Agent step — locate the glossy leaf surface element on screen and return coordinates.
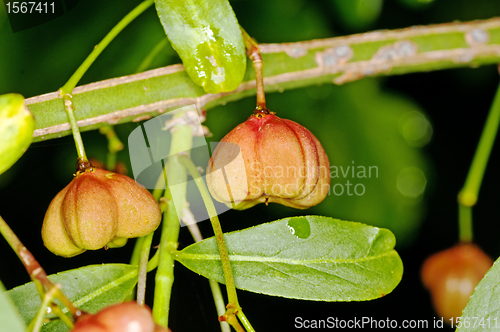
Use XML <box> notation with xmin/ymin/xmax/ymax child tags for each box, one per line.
<box><xmin>0</xmin><ymin>93</ymin><xmax>35</xmax><ymax>175</ymax></box>
<box><xmin>458</xmin><ymin>257</ymin><xmax>500</xmax><ymax>332</ymax></box>
<box><xmin>154</xmin><ymin>0</ymin><xmax>246</xmax><ymax>94</ymax></box>
<box><xmin>0</xmin><ymin>281</ymin><xmax>25</xmax><ymax>332</ymax></box>
<box><xmin>175</xmin><ymin>216</ymin><xmax>403</xmax><ymax>301</ymax></box>
<box><xmin>8</xmin><ymin>264</ymin><xmax>138</xmax><ymax>332</ymax></box>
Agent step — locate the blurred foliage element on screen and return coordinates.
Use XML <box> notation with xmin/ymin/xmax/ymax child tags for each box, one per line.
<box><xmin>329</xmin><ymin>0</ymin><xmax>383</xmax><ymax>31</ymax></box>
<box><xmin>1</xmin><ymin>0</ymin><xmax>500</xmax><ymax>331</ymax></box>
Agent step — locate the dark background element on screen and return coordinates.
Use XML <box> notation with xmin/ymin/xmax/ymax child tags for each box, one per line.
<box><xmin>1</xmin><ymin>0</ymin><xmax>500</xmax><ymax>331</ymax></box>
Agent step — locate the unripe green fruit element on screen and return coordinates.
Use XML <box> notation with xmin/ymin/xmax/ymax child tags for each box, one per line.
<box><xmin>0</xmin><ymin>93</ymin><xmax>35</xmax><ymax>175</ymax></box>
<box><xmin>421</xmin><ymin>243</ymin><xmax>493</xmax><ymax>322</ymax></box>
<box><xmin>207</xmin><ymin>111</ymin><xmax>330</xmax><ymax>209</ymax></box>
<box><xmin>71</xmin><ymin>302</ymin><xmax>170</xmax><ymax>332</ymax></box>
<box><xmin>42</xmin><ymin>168</ymin><xmax>161</xmax><ymax>257</ymax></box>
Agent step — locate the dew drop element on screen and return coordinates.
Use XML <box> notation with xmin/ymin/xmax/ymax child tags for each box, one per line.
<box><xmin>287</xmin><ymin>218</ymin><xmax>311</xmax><ymax>239</ymax></box>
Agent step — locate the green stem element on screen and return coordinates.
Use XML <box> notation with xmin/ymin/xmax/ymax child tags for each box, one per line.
<box><xmin>130</xmin><ymin>173</ymin><xmax>167</xmax><ymax>277</ymax></box>
<box><xmin>137</xmin><ymin>232</ymin><xmax>154</xmax><ymax>305</ymax></box>
<box><xmin>27</xmin><ymin>18</ymin><xmax>500</xmax><ymax>142</ymax></box>
<box><xmin>30</xmin><ymin>286</ymin><xmax>62</xmax><ymax>332</ymax></box>
<box><xmin>130</xmin><ymin>236</ymin><xmax>145</xmax><ymax>267</ymax></box>
<box><xmin>208</xmin><ymin>279</ymin><xmax>231</xmax><ymax>332</ymax></box>
<box><xmin>457</xmin><ymin>81</ymin><xmax>500</xmax><ymax>242</ymax></box>
<box><xmin>177</xmin><ymin>156</ymin><xmax>237</xmax><ymax>305</ymax></box>
<box><xmin>152</xmin><ymin>110</ymin><xmax>193</xmax><ymax>327</ymax></box>
<box><xmin>241</xmin><ymin>28</ymin><xmax>266</xmax><ymax>110</ymax></box>
<box><xmin>458</xmin><ymin>204</ymin><xmax>473</xmax><ymax>243</ymax></box>
<box><xmin>0</xmin><ymin>215</ymin><xmax>81</xmax><ymax>320</ymax></box>
<box><xmin>178</xmin><ymin>155</ymin><xmax>255</xmax><ymax>332</ymax></box>
<box><xmin>147</xmin><ymin>249</ymin><xmax>160</xmax><ymax>272</ymax></box>
<box><xmin>126</xmin><ymin>236</ymin><xmax>145</xmax><ymax>301</ymax></box>
<box><xmin>152</xmin><ymin>189</ymin><xmax>178</xmax><ymax>327</ymax></box>
<box><xmin>183</xmin><ymin>207</ymin><xmax>230</xmax><ymax>332</ymax></box>
<box><xmin>61</xmin><ymin>93</ymin><xmax>87</xmax><ymax>162</ymax></box>
<box><xmin>58</xmin><ymin>1</ymin><xmax>152</xmax><ymax>162</ymax></box>
<box><xmin>60</xmin><ymin>0</ymin><xmax>154</xmax><ymax>94</ymax></box>
<box><xmin>236</xmin><ymin>311</ymin><xmax>255</xmax><ymax>332</ymax></box>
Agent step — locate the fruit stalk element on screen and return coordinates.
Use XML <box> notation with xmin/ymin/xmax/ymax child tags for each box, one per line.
<box><xmin>0</xmin><ymin>215</ymin><xmax>81</xmax><ymax>320</ymax></box>
<box><xmin>58</xmin><ymin>0</ymin><xmax>154</xmax><ymax>163</ymax></box>
<box><xmin>457</xmin><ymin>81</ymin><xmax>500</xmax><ymax>242</ymax></box>
<box><xmin>137</xmin><ymin>232</ymin><xmax>154</xmax><ymax>305</ymax></box>
<box><xmin>242</xmin><ymin>28</ymin><xmax>266</xmax><ymax>110</ymax></box>
<box><xmin>61</xmin><ymin>93</ymin><xmax>88</xmax><ymax>162</ymax></box>
<box><xmin>178</xmin><ymin>155</ymin><xmax>255</xmax><ymax>332</ymax></box>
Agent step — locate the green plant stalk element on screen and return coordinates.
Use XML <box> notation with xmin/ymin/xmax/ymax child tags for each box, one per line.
<box><xmin>457</xmin><ymin>81</ymin><xmax>500</xmax><ymax>241</ymax></box>
<box><xmin>242</xmin><ymin>28</ymin><xmax>266</xmax><ymax>110</ymax></box>
<box><xmin>26</xmin><ymin>18</ymin><xmax>500</xmax><ymax>141</ymax></box>
<box><xmin>30</xmin><ymin>286</ymin><xmax>62</xmax><ymax>332</ymax></box>
<box><xmin>183</xmin><ymin>207</ymin><xmax>231</xmax><ymax>332</ymax></box>
<box><xmin>61</xmin><ymin>94</ymin><xmax>88</xmax><ymax>162</ymax></box>
<box><xmin>152</xmin><ymin>110</ymin><xmax>193</xmax><ymax>327</ymax></box>
<box><xmin>130</xmin><ymin>236</ymin><xmax>145</xmax><ymax>267</ymax></box>
<box><xmin>178</xmin><ymin>155</ymin><xmax>255</xmax><ymax>332</ymax></box>
<box><xmin>131</xmin><ymin>174</ymin><xmax>167</xmax><ymax>272</ymax></box>
<box><xmin>458</xmin><ymin>204</ymin><xmax>473</xmax><ymax>243</ymax></box>
<box><xmin>57</xmin><ymin>1</ymin><xmax>152</xmax><ymax>161</ymax></box>
<box><xmin>208</xmin><ymin>281</ymin><xmax>231</xmax><ymax>332</ymax></box>
<box><xmin>0</xmin><ymin>215</ymin><xmax>81</xmax><ymax>320</ymax></box>
<box><xmin>126</xmin><ymin>237</ymin><xmax>145</xmax><ymax>301</ymax></box>
<box><xmin>60</xmin><ymin>0</ymin><xmax>154</xmax><ymax>94</ymax></box>
<box><xmin>137</xmin><ymin>232</ymin><xmax>154</xmax><ymax>305</ymax></box>
<box><xmin>147</xmin><ymin>250</ymin><xmax>160</xmax><ymax>272</ymax></box>
<box><xmin>152</xmin><ymin>178</ymin><xmax>178</xmax><ymax>327</ymax></box>
<box><xmin>134</xmin><ymin>175</ymin><xmax>168</xmax><ymax>277</ymax></box>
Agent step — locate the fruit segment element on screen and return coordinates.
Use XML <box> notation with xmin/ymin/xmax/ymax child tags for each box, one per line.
<box><xmin>207</xmin><ymin>111</ymin><xmax>330</xmax><ymax>209</ymax></box>
<box><xmin>42</xmin><ymin>168</ymin><xmax>161</xmax><ymax>257</ymax></box>
<box><xmin>421</xmin><ymin>243</ymin><xmax>493</xmax><ymax>322</ymax></box>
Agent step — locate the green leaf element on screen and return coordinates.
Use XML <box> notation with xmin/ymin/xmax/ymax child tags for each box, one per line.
<box><xmin>154</xmin><ymin>0</ymin><xmax>246</xmax><ymax>94</ymax></box>
<box><xmin>175</xmin><ymin>216</ymin><xmax>403</xmax><ymax>301</ymax></box>
<box><xmin>458</xmin><ymin>257</ymin><xmax>500</xmax><ymax>332</ymax></box>
<box><xmin>0</xmin><ymin>281</ymin><xmax>25</xmax><ymax>332</ymax></box>
<box><xmin>8</xmin><ymin>264</ymin><xmax>138</xmax><ymax>332</ymax></box>
<box><xmin>0</xmin><ymin>93</ymin><xmax>35</xmax><ymax>175</ymax></box>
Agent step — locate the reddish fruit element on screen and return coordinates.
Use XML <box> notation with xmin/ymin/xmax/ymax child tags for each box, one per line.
<box><xmin>421</xmin><ymin>243</ymin><xmax>493</xmax><ymax>322</ymax></box>
<box><xmin>207</xmin><ymin>110</ymin><xmax>330</xmax><ymax>209</ymax></box>
<box><xmin>42</xmin><ymin>167</ymin><xmax>161</xmax><ymax>257</ymax></box>
<box><xmin>71</xmin><ymin>302</ymin><xmax>170</xmax><ymax>332</ymax></box>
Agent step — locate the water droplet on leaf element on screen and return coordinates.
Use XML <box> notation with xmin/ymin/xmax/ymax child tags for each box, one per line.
<box><xmin>287</xmin><ymin>218</ymin><xmax>311</xmax><ymax>239</ymax></box>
